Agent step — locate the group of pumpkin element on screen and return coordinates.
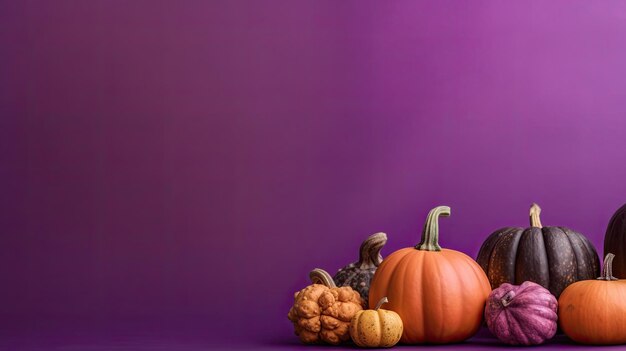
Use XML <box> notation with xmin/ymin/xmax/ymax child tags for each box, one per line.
<box><xmin>288</xmin><ymin>203</ymin><xmax>626</xmax><ymax>347</ymax></box>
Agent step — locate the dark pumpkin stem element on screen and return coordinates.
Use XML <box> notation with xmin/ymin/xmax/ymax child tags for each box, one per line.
<box><xmin>374</xmin><ymin>297</ymin><xmax>388</xmax><ymax>310</ymax></box>
<box><xmin>310</xmin><ymin>268</ymin><xmax>337</xmax><ymax>287</ymax></box>
<box><xmin>416</xmin><ymin>206</ymin><xmax>450</xmax><ymax>251</ymax></box>
<box><xmin>358</xmin><ymin>232</ymin><xmax>387</xmax><ymax>269</ymax></box>
<box><xmin>598</xmin><ymin>253</ymin><xmax>618</xmax><ymax>281</ymax></box>
<box><xmin>530</xmin><ymin>203</ymin><xmax>543</xmax><ymax>228</ymax></box>
<box><xmin>501</xmin><ymin>290</ymin><xmax>516</xmax><ymax>307</ymax></box>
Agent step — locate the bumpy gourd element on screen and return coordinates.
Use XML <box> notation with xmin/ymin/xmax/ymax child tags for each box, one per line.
<box><xmin>334</xmin><ymin>232</ymin><xmax>387</xmax><ymax>301</ymax></box>
<box><xmin>288</xmin><ymin>269</ymin><xmax>364</xmax><ymax>345</ymax></box>
<box><xmin>350</xmin><ymin>297</ymin><xmax>403</xmax><ymax>348</ymax></box>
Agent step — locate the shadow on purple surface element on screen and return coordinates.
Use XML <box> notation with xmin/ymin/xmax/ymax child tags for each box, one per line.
<box><xmin>0</xmin><ymin>325</ymin><xmax>621</xmax><ymax>350</ymax></box>
<box><xmin>262</xmin><ymin>328</ymin><xmax>613</xmax><ymax>350</ymax></box>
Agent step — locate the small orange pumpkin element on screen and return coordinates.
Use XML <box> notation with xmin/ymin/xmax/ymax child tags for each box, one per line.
<box><xmin>559</xmin><ymin>253</ymin><xmax>626</xmax><ymax>345</ymax></box>
<box><xmin>368</xmin><ymin>206</ymin><xmax>491</xmax><ymax>344</ymax></box>
<box><xmin>350</xmin><ymin>297</ymin><xmax>403</xmax><ymax>348</ymax></box>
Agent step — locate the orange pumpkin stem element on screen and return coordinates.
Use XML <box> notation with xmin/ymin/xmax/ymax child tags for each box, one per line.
<box><xmin>416</xmin><ymin>206</ymin><xmax>450</xmax><ymax>251</ymax></box>
<box><xmin>530</xmin><ymin>203</ymin><xmax>543</xmax><ymax>228</ymax></box>
<box><xmin>310</xmin><ymin>268</ymin><xmax>337</xmax><ymax>287</ymax></box>
<box><xmin>374</xmin><ymin>296</ymin><xmax>389</xmax><ymax>310</ymax></box>
<box><xmin>358</xmin><ymin>232</ymin><xmax>387</xmax><ymax>269</ymax></box>
<box><xmin>598</xmin><ymin>253</ymin><xmax>618</xmax><ymax>281</ymax></box>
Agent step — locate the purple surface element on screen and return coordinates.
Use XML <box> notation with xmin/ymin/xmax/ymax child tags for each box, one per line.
<box><xmin>3</xmin><ymin>0</ymin><xmax>626</xmax><ymax>349</ymax></box>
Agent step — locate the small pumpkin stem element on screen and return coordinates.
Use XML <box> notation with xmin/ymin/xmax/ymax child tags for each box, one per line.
<box><xmin>374</xmin><ymin>296</ymin><xmax>388</xmax><ymax>310</ymax></box>
<box><xmin>530</xmin><ymin>203</ymin><xmax>543</xmax><ymax>228</ymax></box>
<box><xmin>358</xmin><ymin>232</ymin><xmax>387</xmax><ymax>269</ymax></box>
<box><xmin>416</xmin><ymin>206</ymin><xmax>450</xmax><ymax>251</ymax></box>
<box><xmin>501</xmin><ymin>290</ymin><xmax>516</xmax><ymax>307</ymax></box>
<box><xmin>598</xmin><ymin>253</ymin><xmax>618</xmax><ymax>281</ymax></box>
<box><xmin>309</xmin><ymin>268</ymin><xmax>337</xmax><ymax>287</ymax></box>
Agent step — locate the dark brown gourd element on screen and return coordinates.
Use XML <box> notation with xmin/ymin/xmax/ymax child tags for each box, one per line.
<box><xmin>333</xmin><ymin>232</ymin><xmax>387</xmax><ymax>301</ymax></box>
<box><xmin>476</xmin><ymin>203</ymin><xmax>600</xmax><ymax>298</ymax></box>
<box><xmin>604</xmin><ymin>204</ymin><xmax>626</xmax><ymax>278</ymax></box>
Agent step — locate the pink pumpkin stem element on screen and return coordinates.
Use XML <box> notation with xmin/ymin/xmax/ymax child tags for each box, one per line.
<box><xmin>501</xmin><ymin>290</ymin><xmax>516</xmax><ymax>307</ymax></box>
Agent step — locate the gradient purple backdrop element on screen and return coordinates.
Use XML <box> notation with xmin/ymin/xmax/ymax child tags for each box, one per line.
<box><xmin>3</xmin><ymin>0</ymin><xmax>626</xmax><ymax>349</ymax></box>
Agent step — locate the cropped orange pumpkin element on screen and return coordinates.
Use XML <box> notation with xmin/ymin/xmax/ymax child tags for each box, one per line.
<box><xmin>368</xmin><ymin>206</ymin><xmax>491</xmax><ymax>344</ymax></box>
<box><xmin>559</xmin><ymin>253</ymin><xmax>626</xmax><ymax>345</ymax></box>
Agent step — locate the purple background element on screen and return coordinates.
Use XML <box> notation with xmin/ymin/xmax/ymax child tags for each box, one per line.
<box><xmin>3</xmin><ymin>0</ymin><xmax>626</xmax><ymax>349</ymax></box>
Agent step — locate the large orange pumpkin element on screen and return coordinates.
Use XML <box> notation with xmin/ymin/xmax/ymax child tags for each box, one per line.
<box><xmin>368</xmin><ymin>206</ymin><xmax>491</xmax><ymax>344</ymax></box>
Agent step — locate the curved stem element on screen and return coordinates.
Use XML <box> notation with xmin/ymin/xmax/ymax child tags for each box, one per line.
<box><xmin>374</xmin><ymin>297</ymin><xmax>388</xmax><ymax>310</ymax></box>
<box><xmin>416</xmin><ymin>206</ymin><xmax>450</xmax><ymax>251</ymax></box>
<box><xmin>309</xmin><ymin>268</ymin><xmax>337</xmax><ymax>287</ymax></box>
<box><xmin>530</xmin><ymin>203</ymin><xmax>543</xmax><ymax>228</ymax></box>
<box><xmin>598</xmin><ymin>253</ymin><xmax>618</xmax><ymax>281</ymax></box>
<box><xmin>358</xmin><ymin>232</ymin><xmax>387</xmax><ymax>269</ymax></box>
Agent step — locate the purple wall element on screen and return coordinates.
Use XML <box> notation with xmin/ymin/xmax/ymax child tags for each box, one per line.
<box><xmin>3</xmin><ymin>0</ymin><xmax>626</xmax><ymax>345</ymax></box>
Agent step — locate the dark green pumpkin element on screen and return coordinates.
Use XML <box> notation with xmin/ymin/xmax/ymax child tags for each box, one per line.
<box><xmin>604</xmin><ymin>203</ymin><xmax>626</xmax><ymax>278</ymax></box>
<box><xmin>477</xmin><ymin>203</ymin><xmax>600</xmax><ymax>298</ymax></box>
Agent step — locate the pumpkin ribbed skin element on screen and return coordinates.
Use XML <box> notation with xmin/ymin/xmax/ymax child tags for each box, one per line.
<box><xmin>350</xmin><ymin>297</ymin><xmax>403</xmax><ymax>348</ymax></box>
<box><xmin>477</xmin><ymin>204</ymin><xmax>600</xmax><ymax>298</ymax></box>
<box><xmin>559</xmin><ymin>280</ymin><xmax>626</xmax><ymax>344</ymax></box>
<box><xmin>369</xmin><ymin>248</ymin><xmax>490</xmax><ymax>344</ymax></box>
<box><xmin>604</xmin><ymin>203</ymin><xmax>626</xmax><ymax>278</ymax></box>
<box><xmin>485</xmin><ymin>281</ymin><xmax>557</xmax><ymax>345</ymax></box>
<box><xmin>559</xmin><ymin>254</ymin><xmax>626</xmax><ymax>345</ymax></box>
